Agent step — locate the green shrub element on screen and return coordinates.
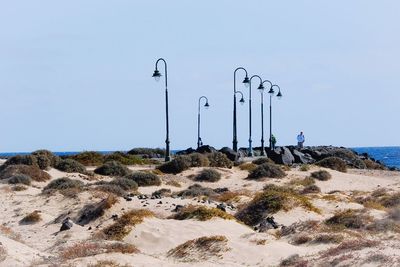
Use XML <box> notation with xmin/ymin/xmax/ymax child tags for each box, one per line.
<box><xmin>32</xmin><ymin>150</ymin><xmax>60</xmax><ymax>169</ymax></box>
<box><xmin>299</xmin><ymin>164</ymin><xmax>310</xmax><ymax>171</ymax></box>
<box><xmin>127</xmin><ymin>148</ymin><xmax>165</xmax><ymax>157</ymax></box>
<box><xmin>325</xmin><ymin>209</ymin><xmax>371</xmax><ymax>229</ymax></box>
<box><xmin>301</xmin><ymin>185</ymin><xmax>321</xmax><ymax>194</ymax></box>
<box><xmin>94</xmin><ymin>184</ymin><xmax>127</xmax><ymax>196</ymax></box>
<box><xmin>2</xmin><ymin>155</ymin><xmax>38</xmax><ymax>170</ymax></box>
<box><xmin>8</xmin><ymin>174</ymin><xmax>32</xmax><ymax>185</ymax></box>
<box><xmin>316</xmin><ymin>157</ymin><xmax>347</xmax><ymax>172</ymax></box>
<box><xmin>247</xmin><ymin>163</ymin><xmax>286</xmax><ymax>180</ymax></box>
<box><xmin>157</xmin><ymin>156</ymin><xmax>190</xmax><ymax>174</ymax></box>
<box><xmin>252</xmin><ymin>157</ymin><xmax>274</xmax><ymax>165</ymax></box>
<box><xmin>110</xmin><ymin>178</ymin><xmax>138</xmax><ymax>191</ymax></box>
<box><xmin>94</xmin><ymin>161</ymin><xmax>131</xmax><ymax>177</ymax></box>
<box><xmin>195</xmin><ymin>169</ymin><xmax>221</xmax><ymax>182</ymax></box>
<box><xmin>56</xmin><ymin>159</ymin><xmax>87</xmax><ymax>173</ymax></box>
<box><xmin>71</xmin><ymin>151</ymin><xmax>104</xmax><ymax>166</ymax></box>
<box><xmin>44</xmin><ymin>177</ymin><xmax>84</xmax><ymax>191</ymax></box>
<box><xmin>125</xmin><ymin>172</ymin><xmax>161</xmax><ymax>186</ymax></box>
<box><xmin>171</xmin><ymin>205</ymin><xmax>234</xmax><ymax>221</ymax></box>
<box><xmin>0</xmin><ymin>165</ymin><xmax>50</xmax><ymax>182</ymax></box>
<box><xmin>177</xmin><ymin>184</ymin><xmax>216</xmax><ymax>198</ymax></box>
<box><xmin>238</xmin><ymin>163</ymin><xmax>258</xmax><ymax>171</ymax></box>
<box><xmin>187</xmin><ymin>153</ymin><xmax>210</xmax><ymax>167</ymax></box>
<box><xmin>310</xmin><ymin>170</ymin><xmax>331</xmax><ymax>181</ymax></box>
<box><xmin>104</xmin><ymin>152</ymin><xmax>144</xmax><ymax>165</ymax></box>
<box><xmin>207</xmin><ymin>152</ymin><xmax>233</xmax><ymax>168</ymax></box>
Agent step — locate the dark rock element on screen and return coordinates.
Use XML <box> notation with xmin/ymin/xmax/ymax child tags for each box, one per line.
<box><xmin>124</xmin><ymin>197</ymin><xmax>132</xmax><ymax>201</ymax></box>
<box><xmin>256</xmin><ymin>216</ymin><xmax>279</xmax><ymax>232</ymax></box>
<box><xmin>60</xmin><ymin>217</ymin><xmax>73</xmax><ymax>232</ymax></box>
<box><xmin>176</xmin><ymin>147</ymin><xmax>196</xmax><ymax>155</ymax></box>
<box><xmin>217</xmin><ymin>203</ymin><xmax>226</xmax><ymax>212</ymax></box>
<box><xmin>291</xmin><ymin>149</ymin><xmax>315</xmax><ymax>164</ymax></box>
<box><xmin>158</xmin><ymin>201</ymin><xmax>162</xmax><ymax>204</ymax></box>
<box><xmin>213</xmin><ymin>187</ymin><xmax>229</xmax><ymax>194</ymax></box>
<box><xmin>111</xmin><ymin>214</ymin><xmax>118</xmax><ymax>220</ymax></box>
<box><xmin>196</xmin><ymin>145</ymin><xmax>217</xmax><ymax>154</ymax></box>
<box><xmin>219</xmin><ymin>147</ymin><xmax>237</xmax><ymax>161</ymax></box>
<box><xmin>173</xmin><ymin>205</ymin><xmax>184</xmax><ymax>212</ymax></box>
<box><xmin>266</xmin><ymin>147</ymin><xmax>295</xmax><ymax>165</ymax></box>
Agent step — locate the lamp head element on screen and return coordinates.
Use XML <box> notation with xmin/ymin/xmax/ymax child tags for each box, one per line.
<box><xmin>243</xmin><ymin>76</ymin><xmax>250</xmax><ymax>88</ymax></box>
<box><xmin>239</xmin><ymin>97</ymin><xmax>245</xmax><ymax>105</ymax></box>
<box><xmin>277</xmin><ymin>91</ymin><xmax>282</xmax><ymax>99</ymax></box>
<box><xmin>257</xmin><ymin>83</ymin><xmax>264</xmax><ymax>93</ymax></box>
<box><xmin>152</xmin><ymin>70</ymin><xmax>161</xmax><ymax>82</ymax></box>
<box><xmin>204</xmin><ymin>102</ymin><xmax>210</xmax><ymax>109</ymax></box>
<box><xmin>268</xmin><ymin>88</ymin><xmax>275</xmax><ymax>95</ymax></box>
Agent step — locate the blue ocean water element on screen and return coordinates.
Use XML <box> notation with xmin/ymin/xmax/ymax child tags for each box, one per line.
<box><xmin>352</xmin><ymin>147</ymin><xmax>400</xmax><ymax>169</ymax></box>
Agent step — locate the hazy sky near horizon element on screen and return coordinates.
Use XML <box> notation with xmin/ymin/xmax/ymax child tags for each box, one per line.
<box><xmin>1</xmin><ymin>1</ymin><xmax>399</xmax><ymax>152</ymax></box>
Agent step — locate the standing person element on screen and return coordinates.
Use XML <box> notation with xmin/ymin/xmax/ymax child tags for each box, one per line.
<box><xmin>270</xmin><ymin>134</ymin><xmax>277</xmax><ymax>150</ymax></box>
<box><xmin>297</xmin><ymin>132</ymin><xmax>305</xmax><ymax>148</ymax></box>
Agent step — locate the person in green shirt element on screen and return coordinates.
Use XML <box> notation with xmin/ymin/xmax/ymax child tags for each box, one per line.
<box><xmin>270</xmin><ymin>134</ymin><xmax>277</xmax><ymax>150</ymax></box>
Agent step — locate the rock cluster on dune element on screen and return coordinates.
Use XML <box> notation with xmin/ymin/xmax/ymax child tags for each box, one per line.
<box><xmin>0</xmin><ymin>147</ymin><xmax>399</xmax><ymax>266</ymax></box>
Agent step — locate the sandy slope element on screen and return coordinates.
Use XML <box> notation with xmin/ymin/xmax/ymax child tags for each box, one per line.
<box><xmin>1</xmin><ymin>161</ymin><xmax>400</xmax><ymax>266</ymax></box>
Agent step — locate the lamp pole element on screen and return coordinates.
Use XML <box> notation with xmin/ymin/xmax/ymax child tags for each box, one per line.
<box><xmin>233</xmin><ymin>67</ymin><xmax>250</xmax><ymax>152</ymax></box>
<box><xmin>152</xmin><ymin>58</ymin><xmax>171</xmax><ymax>162</ymax></box>
<box><xmin>248</xmin><ymin>75</ymin><xmax>264</xmax><ymax>157</ymax></box>
<box><xmin>197</xmin><ymin>96</ymin><xmax>210</xmax><ymax>148</ymax></box>
<box><xmin>260</xmin><ymin>80</ymin><xmax>273</xmax><ymax>155</ymax></box>
<box><xmin>268</xmin><ymin>84</ymin><xmax>283</xmax><ymax>149</ymax></box>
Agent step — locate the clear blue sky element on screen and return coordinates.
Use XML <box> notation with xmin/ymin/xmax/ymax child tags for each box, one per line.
<box><xmin>1</xmin><ymin>1</ymin><xmax>399</xmax><ymax>152</ymax></box>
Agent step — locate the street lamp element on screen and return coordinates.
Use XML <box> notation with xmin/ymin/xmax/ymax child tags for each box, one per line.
<box><xmin>152</xmin><ymin>58</ymin><xmax>171</xmax><ymax>162</ymax></box>
<box><xmin>268</xmin><ymin>84</ymin><xmax>283</xmax><ymax>150</ymax></box>
<box><xmin>197</xmin><ymin>96</ymin><xmax>210</xmax><ymax>148</ymax></box>
<box><xmin>248</xmin><ymin>75</ymin><xmax>264</xmax><ymax>157</ymax></box>
<box><xmin>260</xmin><ymin>80</ymin><xmax>273</xmax><ymax>155</ymax></box>
<box><xmin>233</xmin><ymin>67</ymin><xmax>249</xmax><ymax>152</ymax></box>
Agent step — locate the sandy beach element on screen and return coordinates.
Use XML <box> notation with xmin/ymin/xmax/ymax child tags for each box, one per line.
<box><xmin>1</xmin><ymin>153</ymin><xmax>400</xmax><ymax>267</ymax></box>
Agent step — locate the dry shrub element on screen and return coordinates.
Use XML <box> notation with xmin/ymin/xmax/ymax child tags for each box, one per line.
<box><xmin>239</xmin><ymin>162</ymin><xmax>258</xmax><ymax>171</ymax></box>
<box><xmin>167</xmin><ymin>235</ymin><xmax>229</xmax><ymax>262</ymax></box>
<box><xmin>301</xmin><ymin>184</ymin><xmax>321</xmax><ymax>194</ymax></box>
<box><xmin>88</xmin><ymin>260</ymin><xmax>130</xmax><ymax>267</ymax></box>
<box><xmin>152</xmin><ymin>188</ymin><xmax>172</xmax><ymax>197</ymax></box>
<box><xmin>171</xmin><ymin>205</ymin><xmax>234</xmax><ymax>221</ymax></box>
<box><xmin>71</xmin><ymin>151</ymin><xmax>104</xmax><ymax>166</ymax></box>
<box><xmin>291</xmin><ymin>234</ymin><xmax>311</xmax><ymax>245</ymax></box>
<box><xmin>247</xmin><ymin>163</ymin><xmax>286</xmax><ymax>180</ymax></box>
<box><xmin>252</xmin><ymin>157</ymin><xmax>274</xmax><ymax>165</ymax></box>
<box><xmin>8</xmin><ymin>174</ymin><xmax>32</xmax><ymax>185</ymax></box>
<box><xmin>0</xmin><ymin>244</ymin><xmax>6</xmax><ymax>262</ymax></box>
<box><xmin>100</xmin><ymin>209</ymin><xmax>154</xmax><ymax>240</ymax></box>
<box><xmin>109</xmin><ymin>177</ymin><xmax>138</xmax><ymax>191</ymax></box>
<box><xmin>280</xmin><ymin>220</ymin><xmax>320</xmax><ymax>237</ymax></box>
<box><xmin>56</xmin><ymin>159</ymin><xmax>87</xmax><ymax>174</ymax></box>
<box><xmin>124</xmin><ymin>171</ymin><xmax>161</xmax><ymax>186</ymax></box>
<box><xmin>310</xmin><ymin>170</ymin><xmax>331</xmax><ymax>181</ymax></box>
<box><xmin>44</xmin><ymin>177</ymin><xmax>84</xmax><ymax>191</ymax></box>
<box><xmin>313</xmin><ymin>234</ymin><xmax>343</xmax><ymax>244</ymax></box>
<box><xmin>366</xmin><ymin>218</ymin><xmax>400</xmax><ymax>233</ymax></box>
<box><xmin>364</xmin><ymin>159</ymin><xmax>386</xmax><ymax>170</ymax></box>
<box><xmin>0</xmin><ymin>165</ymin><xmax>50</xmax><ymax>182</ymax></box>
<box><xmin>20</xmin><ymin>211</ymin><xmax>41</xmax><ymax>224</ymax></box>
<box><xmin>12</xmin><ymin>185</ymin><xmax>28</xmax><ymax>191</ymax></box>
<box><xmin>364</xmin><ymin>253</ymin><xmax>390</xmax><ymax>264</ymax></box>
<box><xmin>0</xmin><ymin>225</ymin><xmax>22</xmax><ymax>242</ymax></box>
<box><xmin>236</xmin><ymin>185</ymin><xmax>320</xmax><ymax>226</ymax></box>
<box><xmin>380</xmin><ymin>192</ymin><xmax>400</xmax><ymax>208</ymax></box>
<box><xmin>290</xmin><ymin>177</ymin><xmax>315</xmax><ymax>187</ymax></box>
<box><xmin>94</xmin><ymin>161</ymin><xmax>131</xmax><ymax>177</ymax></box>
<box><xmin>157</xmin><ymin>156</ymin><xmax>191</xmax><ymax>174</ymax></box>
<box><xmin>279</xmin><ymin>254</ymin><xmax>308</xmax><ymax>267</ymax></box>
<box><xmin>195</xmin><ymin>168</ymin><xmax>221</xmax><ymax>182</ymax></box>
<box><xmin>187</xmin><ymin>153</ymin><xmax>210</xmax><ymax>167</ymax></box>
<box><xmin>316</xmin><ymin>157</ymin><xmax>347</xmax><ymax>172</ymax></box>
<box><xmin>32</xmin><ymin>150</ymin><xmax>60</xmax><ymax>169</ymax></box>
<box><xmin>299</xmin><ymin>164</ymin><xmax>310</xmax><ymax>171</ymax></box>
<box><xmin>325</xmin><ymin>209</ymin><xmax>372</xmax><ymax>230</ymax></box>
<box><xmin>1</xmin><ymin>155</ymin><xmax>39</xmax><ymax>170</ymax></box>
<box><xmin>322</xmin><ymin>239</ymin><xmax>380</xmax><ymax>257</ymax></box>
<box><xmin>207</xmin><ymin>152</ymin><xmax>233</xmax><ymax>168</ymax></box>
<box><xmin>104</xmin><ymin>152</ymin><xmax>145</xmax><ymax>165</ymax></box>
<box><xmin>214</xmin><ymin>190</ymin><xmax>251</xmax><ymax>203</ymax></box>
<box><xmin>94</xmin><ymin>184</ymin><xmax>127</xmax><ymax>197</ymax></box>
<box><xmin>77</xmin><ymin>195</ymin><xmax>118</xmax><ymax>225</ymax></box>
<box><xmin>177</xmin><ymin>184</ymin><xmax>216</xmax><ymax>198</ymax></box>
<box><xmin>166</xmin><ymin>179</ymin><xmax>181</xmax><ymax>187</ymax></box>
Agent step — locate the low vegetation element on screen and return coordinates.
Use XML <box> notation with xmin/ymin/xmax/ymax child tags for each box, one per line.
<box><xmin>363</xmin><ymin>159</ymin><xmax>385</xmax><ymax>170</ymax></box>
<box><xmin>104</xmin><ymin>152</ymin><xmax>145</xmax><ymax>165</ymax></box>
<box><xmin>56</xmin><ymin>159</ymin><xmax>87</xmax><ymax>173</ymax></box>
<box><xmin>124</xmin><ymin>172</ymin><xmax>161</xmax><ymax>186</ymax></box>
<box><xmin>109</xmin><ymin>178</ymin><xmax>138</xmax><ymax>191</ymax></box>
<box><xmin>238</xmin><ymin>162</ymin><xmax>258</xmax><ymax>171</ymax></box>
<box><xmin>310</xmin><ymin>170</ymin><xmax>331</xmax><ymax>181</ymax></box>
<box><xmin>157</xmin><ymin>156</ymin><xmax>190</xmax><ymax>174</ymax></box>
<box><xmin>207</xmin><ymin>152</ymin><xmax>233</xmax><ymax>168</ymax></box>
<box><xmin>32</xmin><ymin>150</ymin><xmax>60</xmax><ymax>169</ymax></box>
<box><xmin>1</xmin><ymin>155</ymin><xmax>39</xmax><ymax>171</ymax></box>
<box><xmin>247</xmin><ymin>163</ymin><xmax>286</xmax><ymax>180</ymax></box>
<box><xmin>195</xmin><ymin>169</ymin><xmax>221</xmax><ymax>182</ymax></box>
<box><xmin>43</xmin><ymin>177</ymin><xmax>85</xmax><ymax>197</ymax></box>
<box><xmin>299</xmin><ymin>164</ymin><xmax>310</xmax><ymax>171</ymax></box>
<box><xmin>252</xmin><ymin>157</ymin><xmax>274</xmax><ymax>165</ymax></box>
<box><xmin>321</xmin><ymin>239</ymin><xmax>380</xmax><ymax>258</ymax></box>
<box><xmin>325</xmin><ymin>209</ymin><xmax>372</xmax><ymax>230</ymax></box>
<box><xmin>152</xmin><ymin>188</ymin><xmax>172</xmax><ymax>197</ymax></box>
<box><xmin>301</xmin><ymin>184</ymin><xmax>321</xmax><ymax>194</ymax></box>
<box><xmin>187</xmin><ymin>153</ymin><xmax>210</xmax><ymax>167</ymax></box>
<box><xmin>94</xmin><ymin>161</ymin><xmax>131</xmax><ymax>177</ymax></box>
<box><xmin>316</xmin><ymin>157</ymin><xmax>347</xmax><ymax>172</ymax></box>
<box><xmin>71</xmin><ymin>151</ymin><xmax>104</xmax><ymax>166</ymax></box>
<box><xmin>167</xmin><ymin>235</ymin><xmax>229</xmax><ymax>262</ymax></box>
<box><xmin>0</xmin><ymin>165</ymin><xmax>50</xmax><ymax>182</ymax></box>
<box><xmin>171</xmin><ymin>205</ymin><xmax>234</xmax><ymax>221</ymax></box>
<box><xmin>8</xmin><ymin>174</ymin><xmax>32</xmax><ymax>185</ymax></box>
<box><xmin>127</xmin><ymin>147</ymin><xmax>165</xmax><ymax>157</ymax></box>
<box><xmin>20</xmin><ymin>211</ymin><xmax>41</xmax><ymax>224</ymax></box>
<box><xmin>176</xmin><ymin>184</ymin><xmax>216</xmax><ymax>198</ymax></box>
<box><xmin>77</xmin><ymin>195</ymin><xmax>118</xmax><ymax>225</ymax></box>
<box><xmin>100</xmin><ymin>209</ymin><xmax>154</xmax><ymax>240</ymax></box>
<box><xmin>236</xmin><ymin>185</ymin><xmax>320</xmax><ymax>226</ymax></box>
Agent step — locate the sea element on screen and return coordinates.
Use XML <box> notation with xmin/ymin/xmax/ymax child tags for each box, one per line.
<box><xmin>0</xmin><ymin>147</ymin><xmax>399</xmax><ymax>169</ymax></box>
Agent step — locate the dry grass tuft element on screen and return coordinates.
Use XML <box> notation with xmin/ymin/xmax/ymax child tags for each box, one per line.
<box><xmin>279</xmin><ymin>254</ymin><xmax>308</xmax><ymax>267</ymax></box>
<box><xmin>99</xmin><ymin>209</ymin><xmax>154</xmax><ymax>240</ymax></box>
<box><xmin>247</xmin><ymin>163</ymin><xmax>286</xmax><ymax>180</ymax></box>
<box><xmin>310</xmin><ymin>170</ymin><xmax>331</xmax><ymax>181</ymax></box>
<box><xmin>299</xmin><ymin>164</ymin><xmax>310</xmax><ymax>171</ymax></box>
<box><xmin>316</xmin><ymin>157</ymin><xmax>347</xmax><ymax>172</ymax></box>
<box><xmin>238</xmin><ymin>162</ymin><xmax>258</xmax><ymax>171</ymax></box>
<box><xmin>322</xmin><ymin>239</ymin><xmax>379</xmax><ymax>258</ymax></box>
<box><xmin>0</xmin><ymin>165</ymin><xmax>50</xmax><ymax>182</ymax></box>
<box><xmin>291</xmin><ymin>234</ymin><xmax>312</xmax><ymax>245</ymax></box>
<box><xmin>166</xmin><ymin>180</ymin><xmax>181</xmax><ymax>187</ymax></box>
<box><xmin>77</xmin><ymin>195</ymin><xmax>118</xmax><ymax>225</ymax></box>
<box><xmin>12</xmin><ymin>185</ymin><xmax>28</xmax><ymax>191</ymax></box>
<box><xmin>171</xmin><ymin>205</ymin><xmax>235</xmax><ymax>221</ymax></box>
<box><xmin>0</xmin><ymin>225</ymin><xmax>22</xmax><ymax>242</ymax></box>
<box><xmin>20</xmin><ymin>210</ymin><xmax>42</xmax><ymax>224</ymax></box>
<box><xmin>325</xmin><ymin>209</ymin><xmax>372</xmax><ymax>230</ymax></box>
<box><xmin>214</xmin><ymin>190</ymin><xmax>251</xmax><ymax>204</ymax></box>
<box><xmin>88</xmin><ymin>260</ymin><xmax>131</xmax><ymax>267</ymax></box>
<box><xmin>312</xmin><ymin>234</ymin><xmax>343</xmax><ymax>244</ymax></box>
<box><xmin>167</xmin><ymin>235</ymin><xmax>230</xmax><ymax>262</ymax></box>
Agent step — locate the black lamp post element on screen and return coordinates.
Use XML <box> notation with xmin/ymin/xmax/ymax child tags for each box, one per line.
<box><xmin>152</xmin><ymin>58</ymin><xmax>171</xmax><ymax>162</ymax></box>
<box><xmin>197</xmin><ymin>96</ymin><xmax>210</xmax><ymax>148</ymax></box>
<box><xmin>260</xmin><ymin>80</ymin><xmax>273</xmax><ymax>155</ymax></box>
<box><xmin>233</xmin><ymin>67</ymin><xmax>250</xmax><ymax>152</ymax></box>
<box><xmin>268</xmin><ymin>84</ymin><xmax>283</xmax><ymax>149</ymax></box>
<box><xmin>248</xmin><ymin>75</ymin><xmax>264</xmax><ymax>157</ymax></box>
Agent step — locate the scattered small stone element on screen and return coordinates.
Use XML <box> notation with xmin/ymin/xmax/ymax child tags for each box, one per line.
<box><xmin>158</xmin><ymin>201</ymin><xmax>162</xmax><ymax>204</ymax></box>
<box><xmin>124</xmin><ymin>197</ymin><xmax>132</xmax><ymax>201</ymax></box>
<box><xmin>88</xmin><ymin>226</ymin><xmax>92</xmax><ymax>230</ymax></box>
<box><xmin>173</xmin><ymin>205</ymin><xmax>184</xmax><ymax>212</ymax></box>
<box><xmin>216</xmin><ymin>203</ymin><xmax>226</xmax><ymax>212</ymax></box>
<box><xmin>60</xmin><ymin>217</ymin><xmax>73</xmax><ymax>232</ymax></box>
<box><xmin>111</xmin><ymin>214</ymin><xmax>118</xmax><ymax>220</ymax></box>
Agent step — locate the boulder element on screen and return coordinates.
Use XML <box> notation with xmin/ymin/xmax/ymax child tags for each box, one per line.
<box><xmin>196</xmin><ymin>145</ymin><xmax>217</xmax><ymax>154</ymax></box>
<box><xmin>291</xmin><ymin>149</ymin><xmax>315</xmax><ymax>164</ymax></box>
<box><xmin>176</xmin><ymin>147</ymin><xmax>196</xmax><ymax>155</ymax></box>
<box><xmin>219</xmin><ymin>147</ymin><xmax>237</xmax><ymax>161</ymax></box>
<box><xmin>266</xmin><ymin>147</ymin><xmax>295</xmax><ymax>165</ymax></box>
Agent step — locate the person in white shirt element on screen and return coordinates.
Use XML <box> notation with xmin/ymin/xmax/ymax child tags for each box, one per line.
<box><xmin>297</xmin><ymin>132</ymin><xmax>305</xmax><ymax>148</ymax></box>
